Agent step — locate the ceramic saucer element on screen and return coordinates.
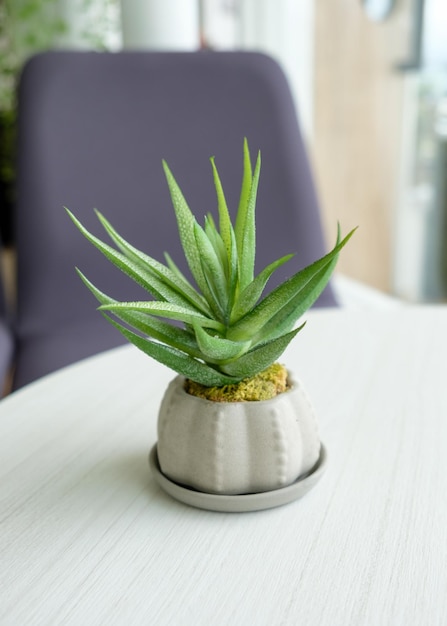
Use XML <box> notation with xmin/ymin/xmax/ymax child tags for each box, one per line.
<box><xmin>149</xmin><ymin>444</ymin><xmax>327</xmax><ymax>513</ymax></box>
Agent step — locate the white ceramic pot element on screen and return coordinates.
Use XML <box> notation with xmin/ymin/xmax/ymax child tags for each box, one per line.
<box><xmin>157</xmin><ymin>371</ymin><xmax>321</xmax><ymax>495</ymax></box>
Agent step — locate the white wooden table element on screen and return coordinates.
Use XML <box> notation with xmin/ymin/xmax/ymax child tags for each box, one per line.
<box><xmin>1</xmin><ymin>307</ymin><xmax>446</xmax><ymax>625</ymax></box>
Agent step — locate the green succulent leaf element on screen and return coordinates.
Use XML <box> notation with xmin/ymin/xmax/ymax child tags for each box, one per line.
<box><xmin>100</xmin><ymin>301</ymin><xmax>225</xmax><ymax>332</ymax></box>
<box><xmin>162</xmin><ymin>161</ymin><xmax>220</xmax><ymax>316</ymax></box>
<box><xmin>93</xmin><ymin>209</ymin><xmax>211</xmax><ymax>316</ymax></box>
<box><xmin>210</xmin><ymin>156</ymin><xmax>233</xmax><ymax>263</ymax></box>
<box><xmin>164</xmin><ymin>252</ymin><xmax>199</xmax><ymax>296</ymax></box>
<box><xmin>235</xmin><ymin>137</ymin><xmax>253</xmax><ymax>254</ymax></box>
<box><xmin>193</xmin><ymin>221</ymin><xmax>228</xmax><ymax>317</ymax></box>
<box><xmin>226</xmin><ymin>226</ymin><xmax>239</xmax><ymax>316</ymax></box>
<box><xmin>192</xmin><ymin>321</ymin><xmax>252</xmax><ymax>364</ymax></box>
<box><xmin>205</xmin><ymin>210</ymin><xmax>239</xmax><ymax>316</ymax></box>
<box><xmin>220</xmin><ymin>325</ymin><xmax>305</xmax><ymax>379</ymax></box>
<box><xmin>66</xmin><ymin>208</ymin><xmax>198</xmax><ymax>310</ymax></box>
<box><xmin>228</xmin><ymin>228</ymin><xmax>356</xmax><ymax>341</ymax></box>
<box><xmin>235</xmin><ymin>146</ymin><xmax>261</xmax><ymax>291</ymax></box>
<box><xmin>104</xmin><ymin>315</ymin><xmax>240</xmax><ymax>387</ymax></box>
<box><xmin>204</xmin><ymin>214</ymin><xmax>227</xmax><ymax>273</ymax></box>
<box><xmin>255</xmin><ymin>242</ymin><xmax>343</xmax><ymax>343</ymax></box>
<box><xmin>230</xmin><ymin>253</ymin><xmax>294</xmax><ymax>323</ymax></box>
<box><xmin>76</xmin><ymin>269</ymin><xmax>201</xmax><ymax>357</ymax></box>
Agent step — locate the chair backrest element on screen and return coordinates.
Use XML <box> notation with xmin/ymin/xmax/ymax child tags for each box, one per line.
<box><xmin>0</xmin><ymin>250</ymin><xmax>13</xmax><ymax>395</ymax></box>
<box><xmin>13</xmin><ymin>50</ymin><xmax>336</xmax><ymax>389</ymax></box>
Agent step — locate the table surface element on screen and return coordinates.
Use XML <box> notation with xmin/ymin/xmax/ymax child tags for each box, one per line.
<box><xmin>1</xmin><ymin>307</ymin><xmax>446</xmax><ymax>625</ymax></box>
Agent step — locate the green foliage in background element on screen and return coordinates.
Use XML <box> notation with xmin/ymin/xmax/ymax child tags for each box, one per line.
<box><xmin>0</xmin><ymin>0</ymin><xmax>118</xmax><ymax>241</ymax></box>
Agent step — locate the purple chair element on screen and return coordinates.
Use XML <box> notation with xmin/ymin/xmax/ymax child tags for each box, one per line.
<box><xmin>0</xmin><ymin>258</ymin><xmax>13</xmax><ymax>395</ymax></box>
<box><xmin>13</xmin><ymin>50</ymin><xmax>337</xmax><ymax>390</ymax></box>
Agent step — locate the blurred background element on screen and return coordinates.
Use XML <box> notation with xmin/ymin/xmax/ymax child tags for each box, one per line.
<box><xmin>1</xmin><ymin>0</ymin><xmax>446</xmax><ymax>303</ymax></box>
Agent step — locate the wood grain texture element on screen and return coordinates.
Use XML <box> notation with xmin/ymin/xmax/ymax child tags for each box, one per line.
<box><xmin>0</xmin><ymin>308</ymin><xmax>446</xmax><ymax>625</ymax></box>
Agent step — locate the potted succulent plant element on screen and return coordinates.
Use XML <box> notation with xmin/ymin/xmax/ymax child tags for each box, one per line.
<box><xmin>67</xmin><ymin>140</ymin><xmax>354</xmax><ymax>512</ymax></box>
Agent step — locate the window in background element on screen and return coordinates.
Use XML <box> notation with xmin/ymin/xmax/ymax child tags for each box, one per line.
<box><xmin>393</xmin><ymin>0</ymin><xmax>447</xmax><ymax>301</ymax></box>
<box><xmin>200</xmin><ymin>0</ymin><xmax>314</xmax><ymax>143</ymax></box>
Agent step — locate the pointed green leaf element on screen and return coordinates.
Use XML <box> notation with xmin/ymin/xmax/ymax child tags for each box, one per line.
<box><xmin>76</xmin><ymin>269</ymin><xmax>201</xmax><ymax>357</ymax></box>
<box><xmin>164</xmin><ymin>252</ymin><xmax>198</xmax><ymax>294</ymax></box>
<box><xmin>162</xmin><ymin>161</ymin><xmax>217</xmax><ymax>308</ymax></box>
<box><xmin>210</xmin><ymin>156</ymin><xmax>233</xmax><ymax>260</ymax></box>
<box><xmin>193</xmin><ymin>221</ymin><xmax>228</xmax><ymax>317</ymax></box>
<box><xmin>255</xmin><ymin>248</ymin><xmax>341</xmax><ymax>343</ymax></box>
<box><xmin>204</xmin><ymin>214</ymin><xmax>228</xmax><ymax>274</ymax></box>
<box><xmin>104</xmin><ymin>315</ymin><xmax>239</xmax><ymax>387</ymax></box>
<box><xmin>228</xmin><ymin>228</ymin><xmax>356</xmax><ymax>341</ymax></box>
<box><xmin>235</xmin><ymin>137</ymin><xmax>253</xmax><ymax>256</ymax></box>
<box><xmin>94</xmin><ymin>209</ymin><xmax>211</xmax><ymax>316</ymax></box>
<box><xmin>230</xmin><ymin>253</ymin><xmax>294</xmax><ymax>323</ymax></box>
<box><xmin>220</xmin><ymin>326</ymin><xmax>304</xmax><ymax>379</ymax></box>
<box><xmin>66</xmin><ymin>208</ymin><xmax>199</xmax><ymax>310</ymax></box>
<box><xmin>237</xmin><ymin>150</ymin><xmax>261</xmax><ymax>290</ymax></box>
<box><xmin>226</xmin><ymin>226</ymin><xmax>239</xmax><ymax>316</ymax></box>
<box><xmin>192</xmin><ymin>321</ymin><xmax>252</xmax><ymax>364</ymax></box>
<box><xmin>100</xmin><ymin>301</ymin><xmax>225</xmax><ymax>332</ymax></box>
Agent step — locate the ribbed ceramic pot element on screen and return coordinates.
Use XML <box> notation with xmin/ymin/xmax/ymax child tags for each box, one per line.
<box><xmin>157</xmin><ymin>371</ymin><xmax>321</xmax><ymax>495</ymax></box>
